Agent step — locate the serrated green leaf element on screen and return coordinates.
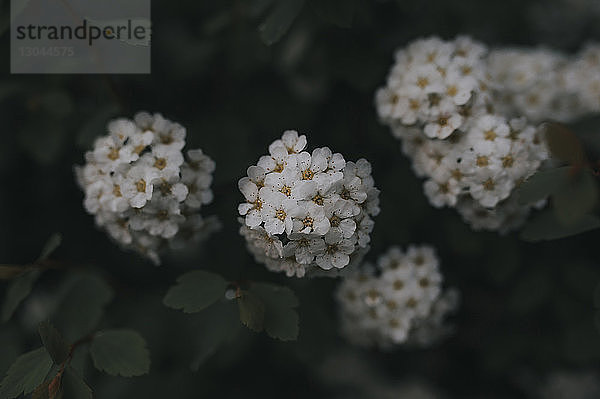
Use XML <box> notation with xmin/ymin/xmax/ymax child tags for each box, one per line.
<box><xmin>251</xmin><ymin>283</ymin><xmax>299</xmax><ymax>341</ymax></box>
<box><xmin>37</xmin><ymin>233</ymin><xmax>62</xmax><ymax>262</ymax></box>
<box><xmin>0</xmin><ymin>347</ymin><xmax>53</xmax><ymax>399</ymax></box>
<box><xmin>543</xmin><ymin>122</ymin><xmax>587</xmax><ymax>165</ymax></box>
<box><xmin>520</xmin><ymin>209</ymin><xmax>600</xmax><ymax>241</ymax></box>
<box><xmin>38</xmin><ymin>321</ymin><xmax>70</xmax><ymax>365</ymax></box>
<box><xmin>1</xmin><ymin>270</ymin><xmax>41</xmax><ymax>322</ymax></box>
<box><xmin>90</xmin><ymin>330</ymin><xmax>150</xmax><ymax>377</ymax></box>
<box><xmin>53</xmin><ymin>274</ymin><xmax>113</xmax><ymax>341</ymax></box>
<box><xmin>258</xmin><ymin>0</ymin><xmax>305</xmax><ymax>45</ymax></box>
<box><xmin>238</xmin><ymin>291</ymin><xmax>265</xmax><ymax>332</ymax></box>
<box><xmin>516</xmin><ymin>166</ymin><xmax>570</xmax><ymax>205</ymax></box>
<box><xmin>163</xmin><ymin>271</ymin><xmax>227</xmax><ymax>313</ymax></box>
<box><xmin>309</xmin><ymin>0</ymin><xmax>357</xmax><ymax>27</ymax></box>
<box><xmin>553</xmin><ymin>170</ymin><xmax>599</xmax><ymax>225</ymax></box>
<box><xmin>60</xmin><ymin>367</ymin><xmax>92</xmax><ymax>399</ymax></box>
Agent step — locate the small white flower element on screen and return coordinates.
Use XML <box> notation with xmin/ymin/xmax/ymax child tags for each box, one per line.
<box><xmin>269</xmin><ymin>130</ymin><xmax>307</xmax><ymax>155</ymax></box>
<box><xmin>118</xmin><ymin>165</ymin><xmax>159</xmax><ymax>208</ymax></box>
<box><xmin>283</xmin><ymin>233</ymin><xmax>326</xmax><ymax>265</ymax></box>
<box><xmin>423</xmin><ymin>110</ymin><xmax>463</xmax><ymax>139</ymax></box>
<box><xmin>138</xmin><ymin>197</ymin><xmax>185</xmax><ymax>238</ymax></box>
<box><xmin>468</xmin><ymin>169</ymin><xmax>514</xmax><ymax>208</ymax></box>
<box><xmin>238</xmin><ymin>177</ymin><xmax>266</xmax><ymax>228</ymax></box>
<box><xmin>108</xmin><ymin>118</ymin><xmax>138</xmax><ymax>144</ymax></box>
<box><xmin>315</xmin><ymin>230</ymin><xmax>355</xmax><ymax>270</ymax></box>
<box><xmin>261</xmin><ymin>189</ymin><xmax>299</xmax><ymax>235</ymax></box>
<box><xmin>325</xmin><ymin>200</ymin><xmax>357</xmax><ymax>238</ymax></box>
<box><xmin>292</xmin><ymin>202</ymin><xmax>330</xmax><ymax>235</ymax></box>
<box><xmin>142</xmin><ymin>146</ymin><xmax>184</xmax><ymax>179</ymax></box>
<box><xmin>423</xmin><ymin>177</ymin><xmax>461</xmax><ymax>208</ymax></box>
<box><xmin>258</xmin><ymin>145</ymin><xmax>294</xmax><ymax>173</ymax></box>
<box><xmin>92</xmin><ymin>136</ymin><xmax>137</xmax><ymax>172</ymax></box>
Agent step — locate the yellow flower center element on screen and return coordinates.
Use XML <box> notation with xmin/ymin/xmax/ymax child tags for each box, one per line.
<box><xmin>446</xmin><ymin>85</ymin><xmax>458</xmax><ymax>96</ymax></box>
<box><xmin>136</xmin><ymin>179</ymin><xmax>146</xmax><ymax>193</ymax></box>
<box><xmin>502</xmin><ymin>155</ymin><xmax>514</xmax><ymax>168</ymax></box>
<box><xmin>302</xmin><ymin>216</ymin><xmax>314</xmax><ymax>229</ymax></box>
<box><xmin>312</xmin><ymin>194</ymin><xmax>324</xmax><ymax>205</ymax></box>
<box><xmin>280</xmin><ymin>185</ymin><xmax>291</xmax><ymax>196</ymax></box>
<box><xmin>276</xmin><ymin>209</ymin><xmax>286</xmax><ymax>221</ymax></box>
<box><xmin>476</xmin><ymin>156</ymin><xmax>489</xmax><ymax>167</ymax></box>
<box><xmin>113</xmin><ymin>184</ymin><xmax>122</xmax><ymax>197</ymax></box>
<box><xmin>107</xmin><ymin>147</ymin><xmax>120</xmax><ymax>161</ymax></box>
<box><xmin>154</xmin><ymin>158</ymin><xmax>167</xmax><ymax>170</ymax></box>
<box><xmin>483</xmin><ymin>178</ymin><xmax>495</xmax><ymax>191</ymax></box>
<box><xmin>301</xmin><ymin>169</ymin><xmax>314</xmax><ymax>180</ymax></box>
<box><xmin>484</xmin><ymin>130</ymin><xmax>497</xmax><ymax>141</ymax></box>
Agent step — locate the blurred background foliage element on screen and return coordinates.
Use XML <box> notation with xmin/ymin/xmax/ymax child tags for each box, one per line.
<box><xmin>1</xmin><ymin>0</ymin><xmax>600</xmax><ymax>397</ymax></box>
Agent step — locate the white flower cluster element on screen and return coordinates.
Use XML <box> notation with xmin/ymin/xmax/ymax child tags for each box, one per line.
<box><xmin>489</xmin><ymin>44</ymin><xmax>600</xmax><ymax>122</ymax></box>
<box><xmin>75</xmin><ymin>112</ymin><xmax>217</xmax><ymax>264</ymax></box>
<box><xmin>376</xmin><ymin>37</ymin><xmax>550</xmax><ymax>233</ymax></box>
<box><xmin>238</xmin><ymin>131</ymin><xmax>380</xmax><ymax>278</ymax></box>
<box><xmin>336</xmin><ymin>245</ymin><xmax>458</xmax><ymax>348</ymax></box>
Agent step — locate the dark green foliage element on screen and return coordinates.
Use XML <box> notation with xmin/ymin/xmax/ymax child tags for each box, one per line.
<box><xmin>0</xmin><ymin>348</ymin><xmax>53</xmax><ymax>399</ymax></box>
<box><xmin>521</xmin><ymin>209</ymin><xmax>600</xmax><ymax>241</ymax></box>
<box><xmin>163</xmin><ymin>271</ymin><xmax>227</xmax><ymax>313</ymax></box>
<box><xmin>90</xmin><ymin>330</ymin><xmax>150</xmax><ymax>377</ymax></box>
<box><xmin>52</xmin><ymin>274</ymin><xmax>114</xmax><ymax>342</ymax></box>
<box><xmin>1</xmin><ymin>270</ymin><xmax>41</xmax><ymax>322</ymax></box>
<box><xmin>516</xmin><ymin>166</ymin><xmax>570</xmax><ymax>205</ymax></box>
<box><xmin>237</xmin><ymin>291</ymin><xmax>265</xmax><ymax>332</ymax></box>
<box><xmin>0</xmin><ymin>0</ymin><xmax>600</xmax><ymax>397</ymax></box>
<box><xmin>38</xmin><ymin>321</ymin><xmax>69</xmax><ymax>365</ymax></box>
<box><xmin>544</xmin><ymin>122</ymin><xmax>588</xmax><ymax>165</ymax></box>
<box><xmin>60</xmin><ymin>367</ymin><xmax>93</xmax><ymax>399</ymax></box>
<box><xmin>251</xmin><ymin>283</ymin><xmax>299</xmax><ymax>341</ymax></box>
<box><xmin>237</xmin><ymin>283</ymin><xmax>299</xmax><ymax>341</ymax></box>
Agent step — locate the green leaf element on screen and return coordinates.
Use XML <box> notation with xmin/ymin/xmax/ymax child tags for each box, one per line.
<box><xmin>1</xmin><ymin>270</ymin><xmax>41</xmax><ymax>322</ymax></box>
<box><xmin>190</xmin><ymin>301</ymin><xmax>241</xmax><ymax>371</ymax></box>
<box><xmin>30</xmin><ymin>380</ymin><xmax>50</xmax><ymax>399</ymax></box>
<box><xmin>90</xmin><ymin>329</ymin><xmax>150</xmax><ymax>377</ymax></box>
<box><xmin>53</xmin><ymin>274</ymin><xmax>114</xmax><ymax>341</ymax></box>
<box><xmin>60</xmin><ymin>367</ymin><xmax>92</xmax><ymax>399</ymax></box>
<box><xmin>553</xmin><ymin>170</ymin><xmax>599</xmax><ymax>225</ymax></box>
<box><xmin>258</xmin><ymin>0</ymin><xmax>305</xmax><ymax>45</ymax></box>
<box><xmin>309</xmin><ymin>0</ymin><xmax>357</xmax><ymax>27</ymax></box>
<box><xmin>0</xmin><ymin>347</ymin><xmax>53</xmax><ymax>399</ymax></box>
<box><xmin>520</xmin><ymin>209</ymin><xmax>600</xmax><ymax>241</ymax></box>
<box><xmin>516</xmin><ymin>166</ymin><xmax>570</xmax><ymax>205</ymax></box>
<box><xmin>163</xmin><ymin>271</ymin><xmax>227</xmax><ymax>313</ymax></box>
<box><xmin>38</xmin><ymin>321</ymin><xmax>70</xmax><ymax>365</ymax></box>
<box><xmin>251</xmin><ymin>283</ymin><xmax>299</xmax><ymax>341</ymax></box>
<box><xmin>543</xmin><ymin>122</ymin><xmax>587</xmax><ymax>165</ymax></box>
<box><xmin>37</xmin><ymin>233</ymin><xmax>62</xmax><ymax>262</ymax></box>
<box><xmin>237</xmin><ymin>291</ymin><xmax>265</xmax><ymax>332</ymax></box>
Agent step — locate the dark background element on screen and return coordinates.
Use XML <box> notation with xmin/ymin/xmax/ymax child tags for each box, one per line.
<box><xmin>1</xmin><ymin>0</ymin><xmax>600</xmax><ymax>397</ymax></box>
